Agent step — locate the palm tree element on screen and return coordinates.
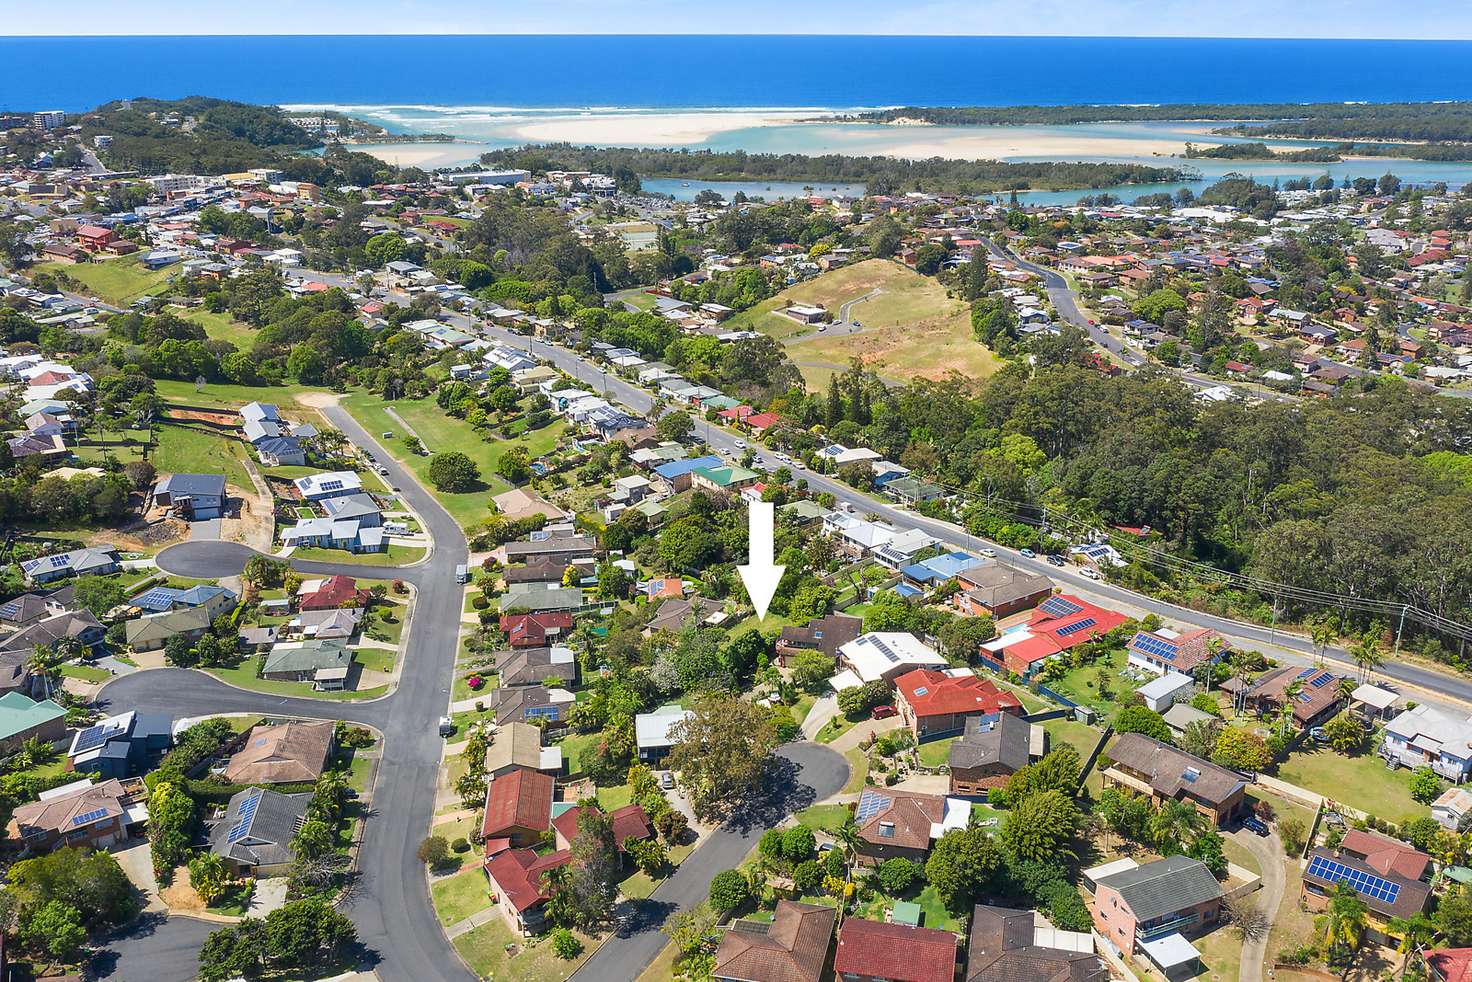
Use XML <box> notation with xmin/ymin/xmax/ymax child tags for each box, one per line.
<box><xmin>1387</xmin><ymin>913</ymin><xmax>1438</xmax><ymax>981</ymax></box>
<box><xmin>832</xmin><ymin>818</ymin><xmax>862</xmax><ymax>872</ymax></box>
<box><xmin>1149</xmin><ymin>799</ymin><xmax>1205</xmax><ymax>855</ymax></box>
<box><xmin>1319</xmin><ymin>883</ymin><xmax>1370</xmax><ymax>969</ymax></box>
<box><xmin>1202</xmin><ymin>636</ymin><xmax>1225</xmax><ymax>695</ymax></box>
<box><xmin>1229</xmin><ymin>653</ymin><xmax>1254</xmax><ymax>716</ymax></box>
<box><xmin>1280</xmin><ymin>680</ymin><xmax>1305</xmax><ymax>738</ymax></box>
<box><xmin>27</xmin><ymin>644</ymin><xmax>61</xmax><ymax>702</ymax></box>
<box><xmin>1351</xmin><ymin>635</ymin><xmax>1385</xmax><ymax>683</ymax></box>
<box><xmin>1311</xmin><ymin>617</ymin><xmax>1336</xmax><ymax>668</ymax></box>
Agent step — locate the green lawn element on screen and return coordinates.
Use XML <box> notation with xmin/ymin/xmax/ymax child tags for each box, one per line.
<box><xmin>342</xmin><ymin>747</ymin><xmax>376</xmax><ymax>794</ymax></box>
<box><xmin>60</xmin><ymin>663</ymin><xmax>111</xmax><ymax>683</ymax></box>
<box><xmin>815</xmin><ymin>710</ymin><xmax>865</xmax><ymax>745</ymax></box>
<box><xmin>430</xmin><ymin>868</ymin><xmax>493</xmax><ymax>927</ymax></box>
<box><xmin>181</xmin><ymin>309</ymin><xmax>258</xmax><ymax>346</ymax></box>
<box><xmin>452</xmin><ymin>919</ymin><xmax>596</xmax><ymax>982</ymax></box>
<box><xmin>1043</xmin><ymin>718</ymin><xmax>1106</xmax><ymax>761</ymax></box>
<box><xmin>1040</xmin><ymin>648</ymin><xmax>1130</xmax><ymax>716</ymax></box>
<box><xmin>1274</xmin><ymin>745</ymin><xmax>1425</xmax><ymax>825</ymax></box>
<box><xmin>38</xmin><ymin>254</ymin><xmax>176</xmax><ymax>305</ymax></box>
<box><xmin>205</xmin><ymin>883</ymin><xmax>255</xmax><ymax>918</ymax></box>
<box><xmin>595</xmin><ymin>784</ymin><xmax>635</xmax><ymax>811</ymax></box>
<box><xmin>918</xmin><ymin>736</ymin><xmax>956</xmax><ymax>768</ymax></box>
<box><xmin>558</xmin><ymin>732</ymin><xmax>600</xmax><ymax>776</ymax></box>
<box><xmin>354</xmin><ymin>645</ymin><xmax>397</xmax><ymax>675</ymax></box>
<box><xmin>853</xmin><ymin>882</ymin><xmax>961</xmax><ymax>932</ymax></box>
<box><xmin>72</xmin><ymin>424</ymin><xmax>254</xmax><ymax>491</ymax></box>
<box><xmin>451</xmin><ymin>671</ymin><xmax>497</xmax><ymax>702</ymax></box>
<box><xmin>152</xmin><ymin>378</ymin><xmax>317</xmax><ymax>410</ymax></box>
<box><xmin>339</xmin><ymin>391</ymin><xmax>568</xmax><ymax>528</ymax></box>
<box><xmin>795</xmin><ymin>802</ymin><xmax>852</xmax><ymax>834</ymax></box>
<box><xmin>288</xmin><ymin>545</ymin><xmax>427</xmax><ymax>567</ymax></box>
<box><xmin>842</xmin><ymin>748</ymin><xmax>870</xmax><ymax>795</ymax></box>
<box><xmin>205</xmin><ymin>660</ymin><xmax>389</xmax><ymax>701</ymax></box>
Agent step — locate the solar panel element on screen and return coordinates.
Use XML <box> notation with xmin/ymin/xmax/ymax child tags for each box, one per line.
<box><xmin>1311</xmin><ymin>673</ymin><xmax>1335</xmax><ymax>689</ymax></box>
<box><xmin>1038</xmin><ymin>596</ymin><xmax>1084</xmax><ymax>619</ymax></box>
<box><xmin>1133</xmin><ymin>635</ymin><xmax>1179</xmax><ymax>661</ymax></box>
<box><xmin>48</xmin><ymin>554</ymin><xmax>69</xmax><ymax>568</ymax></box>
<box><xmin>870</xmin><ymin>638</ymin><xmax>900</xmax><ymax>663</ymax></box>
<box><xmin>855</xmin><ymin>789</ymin><xmax>890</xmax><ymax>824</ymax></box>
<box><xmin>1055</xmin><ymin>617</ymin><xmax>1099</xmax><ymax>638</ymax></box>
<box><xmin>226</xmin><ymin>821</ymin><xmax>251</xmax><ymax>844</ymax></box>
<box><xmin>1296</xmin><ymin>668</ymin><xmax>1316</xmax><ymax>680</ymax></box>
<box><xmin>320</xmin><ymin>479</ymin><xmax>343</xmax><ymax>492</ymax></box>
<box><xmin>72</xmin><ymin>724</ymin><xmax>108</xmax><ymax>754</ymax></box>
<box><xmin>1306</xmin><ymin>856</ymin><xmax>1402</xmax><ymax>905</ymax></box>
<box><xmin>72</xmin><ymin>808</ymin><xmax>109</xmax><ymax>827</ymax></box>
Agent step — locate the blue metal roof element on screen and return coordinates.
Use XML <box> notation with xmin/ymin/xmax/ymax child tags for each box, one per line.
<box><xmin>652</xmin><ymin>455</ymin><xmax>723</xmax><ymax>479</ymax></box>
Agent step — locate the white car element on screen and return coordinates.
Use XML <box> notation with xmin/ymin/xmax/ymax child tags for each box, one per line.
<box><xmin>981</xmin><ymin>548</ymin><xmax>997</xmax><ymax>558</ymax></box>
<box><xmin>1080</xmin><ymin>567</ymin><xmax>1101</xmax><ymax>580</ymax></box>
<box><xmin>735</xmin><ymin>440</ymin><xmax>748</xmax><ymax>450</ymax></box>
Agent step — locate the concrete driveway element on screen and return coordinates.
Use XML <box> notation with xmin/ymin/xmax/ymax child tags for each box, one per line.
<box><xmin>113</xmin><ymin>840</ymin><xmax>164</xmax><ymax>913</ymax></box>
<box><xmin>187</xmin><ymin>518</ymin><xmax>221</xmax><ymax>541</ymax></box>
<box><xmin>1228</xmin><ymin>825</ymin><xmax>1286</xmax><ymax>982</ymax></box>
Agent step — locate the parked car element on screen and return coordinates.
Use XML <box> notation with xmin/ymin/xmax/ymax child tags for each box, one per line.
<box><xmin>735</xmin><ymin>440</ymin><xmax>747</xmax><ymax>450</ymax></box>
<box><xmin>871</xmin><ymin>705</ymin><xmax>897</xmax><ymax>720</ymax></box>
<box><xmin>438</xmin><ymin>716</ymin><xmax>455</xmax><ymax>737</ymax></box>
<box><xmin>1046</xmin><ymin>554</ymin><xmax>1066</xmax><ymax>567</ymax></box>
<box><xmin>981</xmin><ymin>548</ymin><xmax>997</xmax><ymax>558</ymax></box>
<box><xmin>660</xmin><ymin>772</ymin><xmax>675</xmax><ymax>790</ymax></box>
<box><xmin>1242</xmin><ymin>815</ymin><xmax>1270</xmax><ymax>836</ymax></box>
<box><xmin>1310</xmin><ymin>726</ymin><xmax>1329</xmax><ymax>744</ymax></box>
<box><xmin>1080</xmin><ymin>567</ymin><xmax>1101</xmax><ymax>580</ymax></box>
<box><xmin>1019</xmin><ymin>548</ymin><xmax>1036</xmax><ymax>559</ymax></box>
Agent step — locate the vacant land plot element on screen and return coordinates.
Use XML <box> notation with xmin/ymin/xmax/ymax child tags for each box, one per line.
<box><xmin>725</xmin><ymin>259</ymin><xmax>1003</xmax><ymax>388</ymax></box>
<box><xmin>72</xmin><ymin>424</ymin><xmax>253</xmax><ymax>491</ymax></box>
<box><xmin>37</xmin><ymin>255</ymin><xmax>175</xmax><ymax>305</ymax></box>
<box><xmin>153</xmin><ymin>378</ymin><xmax>317</xmax><ymax>409</ymax></box>
<box><xmin>340</xmin><ymin>392</ymin><xmax>568</xmax><ymax>528</ymax></box>
<box><xmin>1274</xmin><ymin>744</ymin><xmax>1424</xmax><ymax>825</ymax></box>
<box><xmin>181</xmin><ymin>309</ymin><xmax>258</xmax><ymax>346</ymax></box>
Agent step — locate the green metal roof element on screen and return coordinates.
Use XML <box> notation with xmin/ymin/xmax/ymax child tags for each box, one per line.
<box><xmin>0</xmin><ymin>692</ymin><xmax>66</xmax><ymax>740</ymax></box>
<box><xmin>890</xmin><ymin>901</ymin><xmax>922</xmax><ymax>927</ymax></box>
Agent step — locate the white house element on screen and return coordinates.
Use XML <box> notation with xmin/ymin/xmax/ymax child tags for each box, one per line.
<box><xmin>1381</xmin><ymin>704</ymin><xmax>1472</xmax><ymax>782</ymax></box>
<box><xmin>1136</xmin><ymin>672</ymin><xmax>1195</xmax><ymax>713</ymax></box>
<box><xmin>834</xmin><ymin>632</ymin><xmax>947</xmax><ymax>689</ymax></box>
<box><xmin>635</xmin><ymin>704</ymin><xmax>693</xmax><ymax>765</ymax></box>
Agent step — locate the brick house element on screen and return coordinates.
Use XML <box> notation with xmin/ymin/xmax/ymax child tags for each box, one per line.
<box><xmin>893</xmin><ymin>668</ymin><xmax>1023</xmax><ymax>740</ymax></box>
<box><xmin>834</xmin><ymin>917</ymin><xmax>958</xmax><ymax>982</ymax></box>
<box><xmin>481</xmin><ymin>767</ymin><xmax>555</xmax><ymax>847</ymax></box>
<box><xmin>1102</xmin><ymin>733</ymin><xmax>1248</xmax><ymax>826</ymax></box>
<box><xmin>1092</xmin><ymin>856</ymin><xmax>1223</xmax><ymax>970</ymax></box>
<box><xmin>947</xmin><ymin>712</ymin><xmax>1041</xmax><ymax>796</ymax></box>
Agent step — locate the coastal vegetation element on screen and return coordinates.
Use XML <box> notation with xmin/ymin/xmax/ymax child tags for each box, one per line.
<box><xmin>1184</xmin><ymin>141</ymin><xmax>1345</xmax><ymax>162</ymax></box>
<box><xmin>476</xmin><ymin>145</ymin><xmax>1187</xmax><ymax>194</ymax></box>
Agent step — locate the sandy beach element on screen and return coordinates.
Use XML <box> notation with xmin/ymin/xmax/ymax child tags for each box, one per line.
<box><xmin>499</xmin><ymin>110</ymin><xmax>817</xmax><ymax>147</ymax></box>
<box><xmin>350</xmin><ymin>142</ymin><xmax>486</xmax><ymax>168</ymax></box>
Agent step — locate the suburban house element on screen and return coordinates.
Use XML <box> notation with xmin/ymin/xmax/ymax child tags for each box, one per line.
<box><xmin>152</xmin><ymin>473</ymin><xmax>228</xmax><ymax>520</ymax></box>
<box><xmin>285</xmin><ymin>607</ymin><xmax>363</xmax><ymax>641</ymax></box>
<box><xmin>1381</xmin><ymin>704</ymin><xmax>1472</xmax><ymax>782</ymax></box>
<box><xmin>294</xmin><ymin>470</ymin><xmax>363</xmax><ymax>502</ymax></box>
<box><xmin>0</xmin><ymin>692</ymin><xmax>66</xmax><ymax>755</ymax></box>
<box><xmin>298</xmin><ymin>575</ymin><xmax>370</xmax><ymax>612</ymax></box>
<box><xmin>125</xmin><ymin>606</ymin><xmax>214</xmax><ymax>653</ymax></box>
<box><xmin>481</xmin><ymin>767</ymin><xmax>555</xmax><ymax>847</ymax></box>
<box><xmin>893</xmin><ymin>668</ymin><xmax>1023</xmax><ymax>740</ymax></box>
<box><xmin>1221</xmin><ymin>665</ymin><xmax>1346</xmax><ymax>731</ymax></box>
<box><xmin>776</xmin><ymin>612</ymin><xmax>863</xmax><ymax>668</ymax></box>
<box><xmin>21</xmin><ymin>546</ymin><xmax>120</xmax><ymax>584</ymax></box>
<box><xmin>635</xmin><ymin>704</ymin><xmax>693</xmax><ymax>764</ymax></box>
<box><xmin>853</xmin><ymin>786</ymin><xmax>970</xmax><ymax>866</ymax></box>
<box><xmin>496</xmin><ymin>645</ymin><xmax>577</xmax><ymax>688</ymax></box>
<box><xmin>1422</xmin><ymin>947</ymin><xmax>1472</xmax><ymax>982</ymax></box>
<box><xmin>712</xmin><ymin>900</ymin><xmax>836</xmax><ymax>982</ymax></box>
<box><xmin>11</xmin><ymin>777</ymin><xmax>144</xmax><ymax>853</ymax></box>
<box><xmin>484</xmin><ymin>721</ymin><xmax>562</xmax><ymax>779</ymax></box>
<box><xmin>980</xmin><ymin>594</ymin><xmax>1130</xmax><ymax>676</ymax></box>
<box><xmin>131</xmin><ymin>583</ymin><xmax>236</xmax><ymax>617</ymax></box>
<box><xmin>646</xmin><ymin>596</ymin><xmax>727</xmax><ymax>634</ymax></box>
<box><xmin>1136</xmin><ymin>672</ymin><xmax>1196</xmax><ymax>713</ymax></box>
<box><xmin>1102</xmin><ymin>733</ymin><xmax>1248</xmax><ymax>826</ymax></box>
<box><xmin>551</xmin><ymin>803</ymin><xmax>653</xmax><ymax>854</ymax></box>
<box><xmin>966</xmin><ymin>904</ymin><xmax>1106</xmax><ymax>982</ymax></box>
<box><xmin>501</xmin><ymin>612</ymin><xmax>575</xmax><ymax>648</ymax></box>
<box><xmin>954</xmin><ymin>562</ymin><xmax>1054</xmax><ymax>618</ymax></box>
<box><xmin>1092</xmin><ymin>855</ymin><xmax>1223</xmax><ymax>979</ymax></box>
<box><xmin>67</xmin><ymin>710</ymin><xmax>173</xmax><ymax>779</ymax></box>
<box><xmin>1126</xmin><ymin>627</ymin><xmax>1230</xmax><ymax>677</ymax></box>
<box><xmin>483</xmin><ymin>846</ymin><xmax>568</xmax><ymax>934</ymax></box>
<box><xmin>222</xmin><ymin>721</ymin><xmax>335</xmax><ymax>785</ymax></box>
<box><xmin>261</xmin><ymin>639</ymin><xmax>355</xmax><ymax>689</ymax></box>
<box><xmin>280</xmin><ymin>515</ymin><xmax>386</xmax><ymax>555</ymax></box>
<box><xmin>947</xmin><ymin>712</ymin><xmax>1045</xmax><ymax>797</ymax></box>
<box><xmin>491</xmin><ymin>684</ymin><xmax>574</xmax><ymax>727</ymax></box>
<box><xmin>834</xmin><ymin>632</ymin><xmax>947</xmax><ymax>689</ymax></box>
<box><xmin>502</xmin><ymin>583</ymin><xmax>583</xmax><ymax>615</ymax></box>
<box><xmin>1434</xmin><ymin>788</ymin><xmax>1472</xmax><ymax>832</ymax></box>
<box><xmin>1302</xmin><ymin>832</ymin><xmax>1432</xmax><ymax>924</ymax></box>
<box><xmin>503</xmin><ymin>535</ymin><xmax>598</xmax><ymax>564</ymax></box>
<box><xmin>834</xmin><ymin>917</ymin><xmax>958</xmax><ymax>982</ymax></box>
<box><xmin>209</xmin><ymin>786</ymin><xmax>312</xmax><ymax>877</ymax></box>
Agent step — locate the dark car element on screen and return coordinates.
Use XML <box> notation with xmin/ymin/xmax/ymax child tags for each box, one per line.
<box><xmin>871</xmin><ymin>705</ymin><xmax>897</xmax><ymax>720</ymax></box>
<box><xmin>1242</xmin><ymin>815</ymin><xmax>1270</xmax><ymax>836</ymax></box>
<box><xmin>1046</xmin><ymin>554</ymin><xmax>1066</xmax><ymax>567</ymax></box>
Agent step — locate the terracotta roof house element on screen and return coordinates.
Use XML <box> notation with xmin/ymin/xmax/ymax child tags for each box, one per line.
<box><xmin>1339</xmin><ymin>829</ymin><xmax>1432</xmax><ymax>882</ymax></box>
<box><xmin>1422</xmin><ymin>947</ymin><xmax>1472</xmax><ymax>982</ymax></box>
<box><xmin>298</xmin><ymin>575</ymin><xmax>370</xmax><ymax>612</ymax></box>
<box><xmin>481</xmin><ymin>767</ymin><xmax>555</xmax><ymax>846</ymax></box>
<box><xmin>776</xmin><ymin>612</ymin><xmax>862</xmax><ymax>667</ymax></box>
<box><xmin>954</xmin><ymin>562</ymin><xmax>1054</xmax><ymax>618</ymax></box>
<box><xmin>966</xmin><ymin>904</ymin><xmax>1107</xmax><ymax>982</ymax></box>
<box><xmin>11</xmin><ymin>778</ymin><xmax>141</xmax><ymax>853</ymax></box>
<box><xmin>853</xmin><ymin>786</ymin><xmax>969</xmax><ymax>866</ymax></box>
<box><xmin>948</xmin><ymin>712</ymin><xmax>1041</xmax><ymax>797</ymax></box>
<box><xmin>1126</xmin><ymin>627</ymin><xmax>1230</xmax><ymax>677</ymax></box>
<box><xmin>222</xmin><ymin>721</ymin><xmax>335</xmax><ymax>785</ymax></box>
<box><xmin>483</xmin><ymin>846</ymin><xmax>571</xmax><ymax>934</ymax></box>
<box><xmin>551</xmin><ymin>803</ymin><xmax>653</xmax><ymax>853</ymax></box>
<box><xmin>1102</xmin><ymin>733</ymin><xmax>1247</xmax><ymax>826</ymax></box>
<box><xmin>500</xmin><ymin>611</ymin><xmax>574</xmax><ymax>648</ymax></box>
<box><xmin>712</xmin><ymin>900</ymin><xmax>836</xmax><ymax>982</ymax></box>
<box><xmin>833</xmin><ymin>917</ymin><xmax>958</xmax><ymax>982</ymax></box>
<box><xmin>1221</xmin><ymin>665</ymin><xmax>1347</xmax><ymax>731</ymax></box>
<box><xmin>894</xmin><ymin>668</ymin><xmax>1023</xmax><ymax>740</ymax></box>
<box><xmin>978</xmin><ymin>594</ymin><xmax>1129</xmax><ymax>677</ymax></box>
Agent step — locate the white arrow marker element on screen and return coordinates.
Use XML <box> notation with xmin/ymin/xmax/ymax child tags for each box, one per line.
<box><xmin>737</xmin><ymin>499</ymin><xmax>784</xmax><ymax>622</ymax></box>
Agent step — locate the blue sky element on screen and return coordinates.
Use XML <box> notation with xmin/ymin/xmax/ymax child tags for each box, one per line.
<box><xmin>17</xmin><ymin>0</ymin><xmax>1472</xmax><ymax>39</ymax></box>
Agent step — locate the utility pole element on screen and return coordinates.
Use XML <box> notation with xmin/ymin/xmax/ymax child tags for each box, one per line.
<box><xmin>1393</xmin><ymin>604</ymin><xmax>1409</xmax><ymax>658</ymax></box>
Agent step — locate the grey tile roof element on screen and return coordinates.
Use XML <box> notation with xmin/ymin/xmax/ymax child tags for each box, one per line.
<box><xmin>1095</xmin><ymin>855</ymin><xmax>1222</xmax><ymax>922</ymax></box>
<box><xmin>948</xmin><ymin>712</ymin><xmax>1032</xmax><ymax>772</ymax></box>
<box><xmin>209</xmin><ymin>786</ymin><xmax>311</xmax><ymax>868</ymax></box>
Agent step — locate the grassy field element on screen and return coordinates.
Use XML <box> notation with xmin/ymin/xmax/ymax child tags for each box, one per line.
<box><xmin>153</xmin><ymin>378</ymin><xmax>318</xmax><ymax>410</ymax></box>
<box><xmin>181</xmin><ymin>309</ymin><xmax>259</xmax><ymax>347</ymax></box>
<box><xmin>339</xmin><ymin>391</ymin><xmax>569</xmax><ymax>528</ymax></box>
<box><xmin>37</xmin><ymin>255</ymin><xmax>176</xmax><ymax>305</ymax></box>
<box><xmin>725</xmin><ymin>259</ymin><xmax>1003</xmax><ymax>388</ymax></box>
<box><xmin>72</xmin><ymin>424</ymin><xmax>253</xmax><ymax>491</ymax></box>
<box><xmin>1274</xmin><ymin>744</ymin><xmax>1425</xmax><ymax>825</ymax></box>
<box><xmin>451</xmin><ymin>920</ymin><xmax>596</xmax><ymax>982</ymax></box>
<box><xmin>1041</xmin><ymin>648</ymin><xmax>1130</xmax><ymax>716</ymax></box>
<box><xmin>430</xmin><ymin>867</ymin><xmax>492</xmax><ymax>927</ymax></box>
<box><xmin>795</xmin><ymin>802</ymin><xmax>852</xmax><ymax>833</ymax></box>
<box><xmin>288</xmin><ymin>545</ymin><xmax>427</xmax><ymax>567</ymax></box>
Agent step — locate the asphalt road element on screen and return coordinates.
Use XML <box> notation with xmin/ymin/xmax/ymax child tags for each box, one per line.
<box><xmin>570</xmin><ymin>742</ymin><xmax>849</xmax><ymax>982</ymax></box>
<box><xmin>95</xmin><ymin>408</ymin><xmax>475</xmax><ymax>982</ymax></box>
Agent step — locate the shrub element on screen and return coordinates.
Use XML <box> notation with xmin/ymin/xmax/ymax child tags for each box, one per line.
<box><xmin>877</xmin><ymin>858</ymin><xmax>922</xmax><ymax>894</ymax></box>
<box><xmin>551</xmin><ymin>927</ymin><xmax>583</xmax><ymax>959</ymax></box>
<box><xmin>417</xmin><ymin>836</ymin><xmax>449</xmax><ymax>866</ymax></box>
<box><xmin>471</xmin><ymin>595</ymin><xmax>488</xmax><ymax>610</ymax></box>
<box><xmin>451</xmin><ymin>838</ymin><xmax>471</xmax><ymax>853</ymax></box>
<box><xmin>1410</xmin><ymin>766</ymin><xmax>1444</xmax><ymax>804</ymax></box>
<box><xmin>708</xmin><ymin>869</ymin><xmax>749</xmax><ymax>913</ymax></box>
<box><xmin>792</xmin><ymin>859</ymin><xmax>824</xmax><ymax>893</ymax></box>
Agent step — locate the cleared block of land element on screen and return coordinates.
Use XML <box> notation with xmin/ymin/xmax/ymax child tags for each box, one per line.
<box><xmin>36</xmin><ymin>255</ymin><xmax>176</xmax><ymax>305</ymax></box>
<box><xmin>726</xmin><ymin>259</ymin><xmax>1003</xmax><ymax>387</ymax></box>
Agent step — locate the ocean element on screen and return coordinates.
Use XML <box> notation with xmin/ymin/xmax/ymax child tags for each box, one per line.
<box><xmin>6</xmin><ymin>35</ymin><xmax>1472</xmax><ymax>111</ymax></box>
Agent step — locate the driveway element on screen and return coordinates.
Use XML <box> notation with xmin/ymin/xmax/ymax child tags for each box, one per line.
<box><xmin>569</xmin><ymin>742</ymin><xmax>849</xmax><ymax>982</ymax></box>
<box><xmin>1228</xmin><ymin>825</ymin><xmax>1286</xmax><ymax>982</ymax></box>
<box><xmin>187</xmin><ymin>518</ymin><xmax>221</xmax><ymax>541</ymax></box>
<box><xmin>113</xmin><ymin>840</ymin><xmax>163</xmax><ymax>913</ymax></box>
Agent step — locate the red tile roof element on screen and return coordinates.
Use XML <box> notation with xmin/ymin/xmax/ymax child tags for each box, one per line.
<box><xmin>552</xmin><ymin>803</ymin><xmax>653</xmax><ymax>852</ymax></box>
<box><xmin>744</xmin><ymin>412</ymin><xmax>780</xmax><ymax>431</ymax></box>
<box><xmin>1425</xmin><ymin>947</ymin><xmax>1472</xmax><ymax>982</ymax></box>
<box><xmin>894</xmin><ymin>669</ymin><xmax>1022</xmax><ymax>720</ymax></box>
<box><xmin>1342</xmin><ymin>829</ymin><xmax>1430</xmax><ymax>882</ymax></box>
<box><xmin>484</xmin><ymin>847</ymin><xmax>569</xmax><ymax>913</ymax></box>
<box><xmin>300</xmin><ymin>575</ymin><xmax>368</xmax><ymax>611</ymax></box>
<box><xmin>481</xmin><ymin>767</ymin><xmax>554</xmax><ymax>839</ymax></box>
<box><xmin>834</xmin><ymin>917</ymin><xmax>958</xmax><ymax>982</ymax></box>
<box><xmin>500</xmin><ymin>612</ymin><xmax>574</xmax><ymax>647</ymax></box>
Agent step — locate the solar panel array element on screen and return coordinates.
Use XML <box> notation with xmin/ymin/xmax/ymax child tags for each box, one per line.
<box><xmin>1311</xmin><ymin>673</ymin><xmax>1335</xmax><ymax>688</ymax></box>
<box><xmin>71</xmin><ymin>808</ymin><xmax>109</xmax><ymax>827</ymax></box>
<box><xmin>855</xmin><ymin>789</ymin><xmax>890</xmax><ymax>824</ymax></box>
<box><xmin>1306</xmin><ymin>856</ymin><xmax>1402</xmax><ymax>906</ymax></box>
<box><xmin>1133</xmin><ymin>635</ymin><xmax>1179</xmax><ymax>661</ymax></box>
<box><xmin>320</xmin><ymin>479</ymin><xmax>343</xmax><ymax>492</ymax></box>
<box><xmin>1055</xmin><ymin>617</ymin><xmax>1099</xmax><ymax>638</ymax></box>
<box><xmin>1038</xmin><ymin>596</ymin><xmax>1084</xmax><ymax>619</ymax></box>
<box><xmin>1296</xmin><ymin>668</ymin><xmax>1316</xmax><ymax>680</ymax></box>
<box><xmin>226</xmin><ymin>789</ymin><xmax>263</xmax><ymax>844</ymax></box>
<box><xmin>48</xmin><ymin>554</ymin><xmax>70</xmax><ymax>568</ymax></box>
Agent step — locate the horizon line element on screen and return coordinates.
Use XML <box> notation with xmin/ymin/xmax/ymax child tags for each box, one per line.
<box><xmin>6</xmin><ymin>32</ymin><xmax>1472</xmax><ymax>42</ymax></box>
